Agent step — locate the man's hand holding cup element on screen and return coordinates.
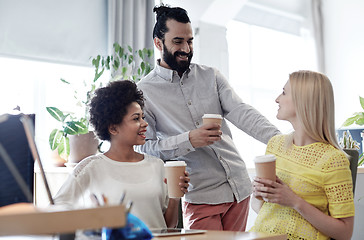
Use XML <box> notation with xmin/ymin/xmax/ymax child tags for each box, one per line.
<box><xmin>189</xmin><ymin>114</ymin><xmax>223</xmax><ymax>148</ymax></box>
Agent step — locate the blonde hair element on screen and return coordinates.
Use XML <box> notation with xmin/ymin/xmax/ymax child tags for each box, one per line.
<box><xmin>289</xmin><ymin>70</ymin><xmax>340</xmax><ymax>149</ymax></box>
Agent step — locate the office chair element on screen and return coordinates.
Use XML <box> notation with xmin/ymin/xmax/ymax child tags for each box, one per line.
<box><xmin>343</xmin><ymin>149</ymin><xmax>359</xmax><ymax>194</ymax></box>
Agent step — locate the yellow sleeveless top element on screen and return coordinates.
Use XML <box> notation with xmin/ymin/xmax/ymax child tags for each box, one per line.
<box><xmin>250</xmin><ymin>135</ymin><xmax>355</xmax><ymax>240</ymax></box>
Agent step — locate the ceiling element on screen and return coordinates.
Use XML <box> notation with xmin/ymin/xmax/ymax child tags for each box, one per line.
<box><xmin>161</xmin><ymin>0</ymin><xmax>310</xmax><ymax>27</ymax></box>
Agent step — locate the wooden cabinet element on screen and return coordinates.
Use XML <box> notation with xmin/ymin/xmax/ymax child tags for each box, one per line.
<box><xmin>34</xmin><ymin>166</ymin><xmax>73</xmax><ymax>207</ymax></box>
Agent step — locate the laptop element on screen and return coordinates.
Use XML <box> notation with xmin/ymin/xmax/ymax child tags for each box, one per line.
<box><xmin>150</xmin><ymin>228</ymin><xmax>206</xmax><ymax>237</ymax></box>
<box><xmin>0</xmin><ymin>114</ymin><xmax>35</xmax><ymax>206</ymax></box>
<box><xmin>20</xmin><ymin>115</ymin><xmax>54</xmax><ymax>205</ymax></box>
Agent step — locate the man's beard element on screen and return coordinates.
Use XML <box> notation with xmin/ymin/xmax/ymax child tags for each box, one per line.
<box><xmin>162</xmin><ymin>43</ymin><xmax>193</xmax><ymax>74</ymax></box>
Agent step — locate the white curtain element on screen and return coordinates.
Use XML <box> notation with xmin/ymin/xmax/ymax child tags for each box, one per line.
<box><xmin>0</xmin><ymin>0</ymin><xmax>107</xmax><ymax>65</ymax></box>
<box><xmin>108</xmin><ymin>0</ymin><xmax>155</xmax><ymax>55</ymax></box>
<box><xmin>311</xmin><ymin>0</ymin><xmax>326</xmax><ymax>73</ymax></box>
<box><xmin>0</xmin><ymin>0</ymin><xmax>155</xmax><ymax>65</ymax></box>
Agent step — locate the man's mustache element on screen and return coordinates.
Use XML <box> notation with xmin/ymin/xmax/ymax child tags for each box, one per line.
<box><xmin>174</xmin><ymin>51</ymin><xmax>193</xmax><ymax>58</ymax></box>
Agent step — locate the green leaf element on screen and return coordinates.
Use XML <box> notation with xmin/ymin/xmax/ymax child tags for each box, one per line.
<box><xmin>57</xmin><ymin>136</ymin><xmax>70</xmax><ymax>160</ymax></box>
<box><xmin>360</xmin><ymin>96</ymin><xmax>364</xmax><ymax>110</ymax></box>
<box><xmin>95</xmin><ymin>55</ymin><xmax>101</xmax><ymax>69</ymax></box>
<box><xmin>114</xmin><ymin>58</ymin><xmax>120</xmax><ymax>70</ymax></box>
<box><xmin>79</xmin><ymin>117</ymin><xmax>88</xmax><ymax>126</ymax></box>
<box><xmin>122</xmin><ymin>66</ymin><xmax>128</xmax><ymax>75</ymax></box>
<box><xmin>128</xmin><ymin>45</ymin><xmax>132</xmax><ymax>53</ymax></box>
<box><xmin>106</xmin><ymin>56</ymin><xmax>110</xmax><ymax>69</ymax></box>
<box><xmin>145</xmin><ymin>65</ymin><xmax>151</xmax><ymax>75</ymax></box>
<box><xmin>64</xmin><ymin>121</ymin><xmax>88</xmax><ymax>135</ymax></box>
<box><xmin>46</xmin><ymin>107</ymin><xmax>68</xmax><ymax>122</ymax></box>
<box><xmin>138</xmin><ymin>50</ymin><xmax>143</xmax><ymax>58</ymax></box>
<box><xmin>342</xmin><ymin>112</ymin><xmax>364</xmax><ymax>126</ymax></box>
<box><xmin>356</xmin><ymin>115</ymin><xmax>364</xmax><ymax>125</ymax></box>
<box><xmin>60</xmin><ymin>78</ymin><xmax>70</xmax><ymax>84</ymax></box>
<box><xmin>114</xmin><ymin>43</ymin><xmax>121</xmax><ymax>53</ymax></box>
<box><xmin>94</xmin><ymin>68</ymin><xmax>105</xmax><ymax>82</ymax></box>
<box><xmin>118</xmin><ymin>47</ymin><xmax>124</xmax><ymax>59</ymax></box>
<box><xmin>128</xmin><ymin>55</ymin><xmax>133</xmax><ymax>64</ymax></box>
<box><xmin>49</xmin><ymin>129</ymin><xmax>64</xmax><ymax>150</ymax></box>
<box><xmin>342</xmin><ymin>116</ymin><xmax>357</xmax><ymax>126</ymax></box>
<box><xmin>142</xmin><ymin>48</ymin><xmax>147</xmax><ymax>57</ymax></box>
<box><xmin>359</xmin><ymin>153</ymin><xmax>364</xmax><ymax>166</ymax></box>
<box><xmin>147</xmin><ymin>49</ymin><xmax>153</xmax><ymax>58</ymax></box>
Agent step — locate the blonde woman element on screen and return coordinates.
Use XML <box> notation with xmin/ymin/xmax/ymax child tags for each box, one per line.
<box><xmin>250</xmin><ymin>70</ymin><xmax>355</xmax><ymax>240</ymax></box>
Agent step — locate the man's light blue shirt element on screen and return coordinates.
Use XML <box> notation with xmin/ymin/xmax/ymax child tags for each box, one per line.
<box><xmin>137</xmin><ymin>62</ymin><xmax>280</xmax><ymax>204</ymax></box>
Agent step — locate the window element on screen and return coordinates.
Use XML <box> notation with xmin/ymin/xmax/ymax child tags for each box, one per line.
<box><xmin>0</xmin><ymin>56</ymin><xmax>95</xmax><ymax>164</ymax></box>
<box><xmin>226</xmin><ymin>20</ymin><xmax>317</xmax><ymax>168</ymax></box>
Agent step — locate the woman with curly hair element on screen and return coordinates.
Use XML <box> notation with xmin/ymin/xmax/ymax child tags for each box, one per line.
<box><xmin>250</xmin><ymin>70</ymin><xmax>355</xmax><ymax>240</ymax></box>
<box><xmin>54</xmin><ymin>80</ymin><xmax>189</xmax><ymax>229</ymax></box>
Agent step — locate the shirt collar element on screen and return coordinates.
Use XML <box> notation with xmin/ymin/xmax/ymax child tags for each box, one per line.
<box><xmin>155</xmin><ymin>59</ymin><xmax>192</xmax><ymax>82</ymax></box>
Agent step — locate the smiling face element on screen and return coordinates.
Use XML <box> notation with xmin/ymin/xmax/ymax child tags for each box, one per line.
<box><xmin>110</xmin><ymin>102</ymin><xmax>148</xmax><ymax>147</ymax></box>
<box><xmin>275</xmin><ymin>80</ymin><xmax>297</xmax><ymax>123</ymax></box>
<box><xmin>155</xmin><ymin>19</ymin><xmax>194</xmax><ymax>74</ymax></box>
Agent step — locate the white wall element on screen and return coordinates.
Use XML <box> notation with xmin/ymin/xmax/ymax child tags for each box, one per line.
<box><xmin>322</xmin><ymin>1</ymin><xmax>364</xmax><ymax>239</ymax></box>
<box><xmin>323</xmin><ymin>0</ymin><xmax>364</xmax><ymax>126</ymax></box>
<box><xmin>161</xmin><ymin>0</ymin><xmax>233</xmax><ymax>77</ymax></box>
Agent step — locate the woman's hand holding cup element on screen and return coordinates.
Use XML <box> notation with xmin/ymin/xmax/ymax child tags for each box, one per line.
<box><xmin>165</xmin><ymin>161</ymin><xmax>188</xmax><ymax>198</ymax></box>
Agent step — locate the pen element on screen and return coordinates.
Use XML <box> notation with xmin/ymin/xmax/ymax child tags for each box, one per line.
<box><xmin>102</xmin><ymin>194</ymin><xmax>108</xmax><ymax>205</ymax></box>
<box><xmin>126</xmin><ymin>201</ymin><xmax>133</xmax><ymax>214</ymax></box>
<box><xmin>90</xmin><ymin>193</ymin><xmax>100</xmax><ymax>206</ymax></box>
<box><xmin>120</xmin><ymin>191</ymin><xmax>126</xmax><ymax>204</ymax></box>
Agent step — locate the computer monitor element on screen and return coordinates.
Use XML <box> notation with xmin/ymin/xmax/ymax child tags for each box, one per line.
<box><xmin>0</xmin><ymin>114</ymin><xmax>35</xmax><ymax>207</ymax></box>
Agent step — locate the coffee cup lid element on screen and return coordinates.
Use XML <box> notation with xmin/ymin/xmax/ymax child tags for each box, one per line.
<box><xmin>164</xmin><ymin>161</ymin><xmax>187</xmax><ymax>167</ymax></box>
<box><xmin>202</xmin><ymin>114</ymin><xmax>223</xmax><ymax>119</ymax></box>
<box><xmin>253</xmin><ymin>154</ymin><xmax>276</xmax><ymax>163</ymax></box>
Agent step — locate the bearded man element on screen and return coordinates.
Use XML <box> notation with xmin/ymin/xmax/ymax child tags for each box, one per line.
<box><xmin>136</xmin><ymin>4</ymin><xmax>280</xmax><ymax>231</ymax></box>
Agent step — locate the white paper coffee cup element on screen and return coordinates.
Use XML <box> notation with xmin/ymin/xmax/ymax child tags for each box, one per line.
<box><xmin>253</xmin><ymin>154</ymin><xmax>276</xmax><ymax>181</ymax></box>
<box><xmin>164</xmin><ymin>161</ymin><xmax>187</xmax><ymax>198</ymax></box>
<box><xmin>202</xmin><ymin>114</ymin><xmax>223</xmax><ymax>126</ymax></box>
<box><xmin>253</xmin><ymin>154</ymin><xmax>276</xmax><ymax>200</ymax></box>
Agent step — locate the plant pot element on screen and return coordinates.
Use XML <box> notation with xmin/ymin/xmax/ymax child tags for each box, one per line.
<box><xmin>68</xmin><ymin>131</ymin><xmax>99</xmax><ymax>164</ymax></box>
<box><xmin>50</xmin><ymin>149</ymin><xmax>67</xmax><ymax>167</ymax></box>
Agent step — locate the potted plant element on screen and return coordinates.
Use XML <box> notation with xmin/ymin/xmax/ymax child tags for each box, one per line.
<box><xmin>341</xmin><ymin>96</ymin><xmax>364</xmax><ymax>166</ymax></box>
<box><xmin>47</xmin><ymin>43</ymin><xmax>153</xmax><ymax>163</ymax></box>
<box><xmin>338</xmin><ymin>130</ymin><xmax>360</xmax><ymax>150</ymax></box>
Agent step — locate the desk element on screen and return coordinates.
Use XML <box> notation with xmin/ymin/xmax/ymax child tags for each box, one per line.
<box><xmin>0</xmin><ymin>205</ymin><xmax>125</xmax><ymax>236</ymax></box>
<box><xmin>0</xmin><ymin>237</ymin><xmax>54</xmax><ymax>240</ymax></box>
<box><xmin>153</xmin><ymin>230</ymin><xmax>286</xmax><ymax>240</ymax></box>
<box><xmin>0</xmin><ymin>231</ymin><xmax>286</xmax><ymax>240</ymax></box>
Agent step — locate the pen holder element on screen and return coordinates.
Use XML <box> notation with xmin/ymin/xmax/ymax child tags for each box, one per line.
<box><xmin>102</xmin><ymin>213</ymin><xmax>152</xmax><ymax>240</ymax></box>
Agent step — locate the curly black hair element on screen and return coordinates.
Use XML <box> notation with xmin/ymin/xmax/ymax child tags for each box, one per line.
<box><xmin>153</xmin><ymin>4</ymin><xmax>190</xmax><ymax>40</ymax></box>
<box><xmin>89</xmin><ymin>80</ymin><xmax>144</xmax><ymax>141</ymax></box>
